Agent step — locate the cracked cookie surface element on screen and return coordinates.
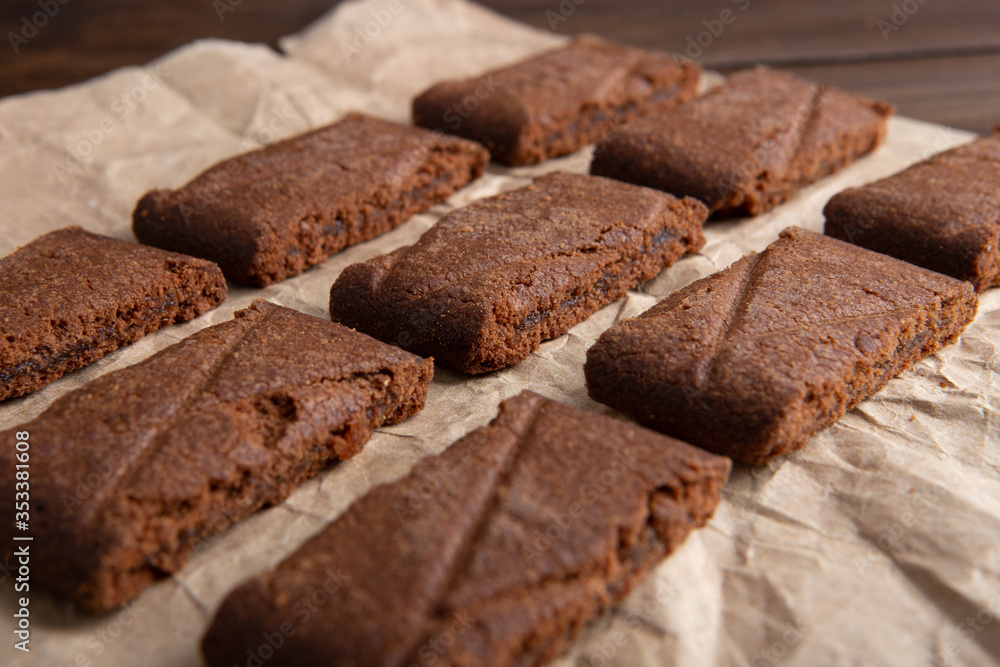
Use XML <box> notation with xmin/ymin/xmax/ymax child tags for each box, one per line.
<box><xmin>0</xmin><ymin>300</ymin><xmax>432</xmax><ymax>613</ymax></box>
<box><xmin>590</xmin><ymin>66</ymin><xmax>893</xmax><ymax>217</ymax></box>
<box><xmin>201</xmin><ymin>390</ymin><xmax>730</xmax><ymax>667</ymax></box>
<box><xmin>585</xmin><ymin>227</ymin><xmax>978</xmax><ymax>464</ymax></box>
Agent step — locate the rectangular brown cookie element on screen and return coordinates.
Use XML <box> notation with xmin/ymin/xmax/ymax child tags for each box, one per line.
<box><xmin>201</xmin><ymin>390</ymin><xmax>730</xmax><ymax>667</ymax></box>
<box><xmin>585</xmin><ymin>227</ymin><xmax>977</xmax><ymax>464</ymax></box>
<box><xmin>0</xmin><ymin>299</ymin><xmax>432</xmax><ymax>613</ymax></box>
<box><xmin>412</xmin><ymin>35</ymin><xmax>700</xmax><ymax>166</ymax></box>
<box><xmin>0</xmin><ymin>226</ymin><xmax>227</xmax><ymax>402</ymax></box>
<box><xmin>591</xmin><ymin>66</ymin><xmax>893</xmax><ymax>217</ymax></box>
<box><xmin>825</xmin><ymin>130</ymin><xmax>1000</xmax><ymax>291</ymax></box>
<box><xmin>329</xmin><ymin>171</ymin><xmax>708</xmax><ymax>374</ymax></box>
<box><xmin>133</xmin><ymin>112</ymin><xmax>489</xmax><ymax>286</ymax></box>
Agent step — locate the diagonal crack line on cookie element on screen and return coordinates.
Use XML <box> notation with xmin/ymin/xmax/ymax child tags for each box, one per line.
<box><xmin>789</xmin><ymin>86</ymin><xmax>828</xmax><ymax>164</ymax></box>
<box><xmin>698</xmin><ymin>252</ymin><xmax>764</xmax><ymax>388</ymax></box>
<box><xmin>93</xmin><ymin>306</ymin><xmax>272</xmax><ymax>517</ymax></box>
<box><xmin>749</xmin><ymin>84</ymin><xmax>824</xmax><ymax>201</ymax></box>
<box><xmin>399</xmin><ymin>401</ymin><xmax>548</xmax><ymax>665</ymax></box>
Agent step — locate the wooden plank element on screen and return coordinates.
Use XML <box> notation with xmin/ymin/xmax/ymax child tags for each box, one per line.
<box><xmin>477</xmin><ymin>0</ymin><xmax>1000</xmax><ymax>64</ymax></box>
<box><xmin>0</xmin><ymin>0</ymin><xmax>997</xmax><ymax>134</ymax></box>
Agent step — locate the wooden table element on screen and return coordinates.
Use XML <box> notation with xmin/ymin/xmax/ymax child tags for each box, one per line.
<box><xmin>0</xmin><ymin>0</ymin><xmax>997</xmax><ymax>134</ymax></box>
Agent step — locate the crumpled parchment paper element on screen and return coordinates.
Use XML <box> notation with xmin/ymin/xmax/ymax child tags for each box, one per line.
<box><xmin>0</xmin><ymin>1</ymin><xmax>997</xmax><ymax>665</ymax></box>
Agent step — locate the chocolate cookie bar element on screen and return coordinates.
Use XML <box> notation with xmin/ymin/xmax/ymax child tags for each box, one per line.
<box><xmin>329</xmin><ymin>171</ymin><xmax>708</xmax><ymax>374</ymax></box>
<box><xmin>201</xmin><ymin>390</ymin><xmax>730</xmax><ymax>667</ymax></box>
<box><xmin>0</xmin><ymin>226</ymin><xmax>226</xmax><ymax>402</ymax></box>
<box><xmin>134</xmin><ymin>113</ymin><xmax>489</xmax><ymax>286</ymax></box>
<box><xmin>825</xmin><ymin>129</ymin><xmax>1000</xmax><ymax>291</ymax></box>
<box><xmin>413</xmin><ymin>35</ymin><xmax>701</xmax><ymax>166</ymax></box>
<box><xmin>0</xmin><ymin>300</ymin><xmax>432</xmax><ymax>612</ymax></box>
<box><xmin>591</xmin><ymin>66</ymin><xmax>893</xmax><ymax>216</ymax></box>
<box><xmin>585</xmin><ymin>227</ymin><xmax>977</xmax><ymax>464</ymax></box>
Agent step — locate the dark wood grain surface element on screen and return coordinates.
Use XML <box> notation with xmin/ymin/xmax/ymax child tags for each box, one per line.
<box><xmin>0</xmin><ymin>0</ymin><xmax>997</xmax><ymax>133</ymax></box>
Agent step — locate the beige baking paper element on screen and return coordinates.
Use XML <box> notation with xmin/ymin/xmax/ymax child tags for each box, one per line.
<box><xmin>0</xmin><ymin>1</ymin><xmax>998</xmax><ymax>665</ymax></box>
